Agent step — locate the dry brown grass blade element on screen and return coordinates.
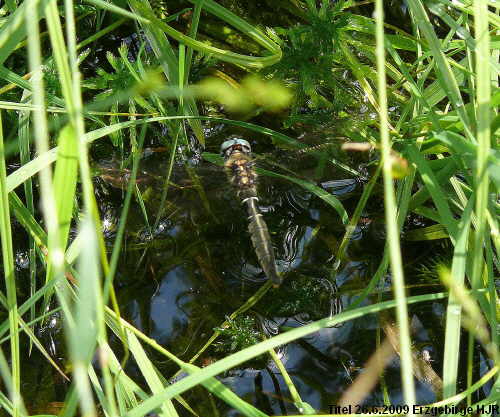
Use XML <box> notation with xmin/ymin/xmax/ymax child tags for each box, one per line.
<box><xmin>338</xmin><ymin>337</ymin><xmax>395</xmax><ymax>408</ymax></box>
<box><xmin>381</xmin><ymin>314</ymin><xmax>443</xmax><ymax>395</ymax></box>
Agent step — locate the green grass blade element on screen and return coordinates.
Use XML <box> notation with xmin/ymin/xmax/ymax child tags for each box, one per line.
<box><xmin>259</xmin><ymin>168</ymin><xmax>349</xmax><ymax>225</ymax></box>
<box><xmin>408</xmin><ymin>158</ymin><xmax>458</xmax><ymax>210</ymax></box>
<box><xmin>441</xmin><ymin>0</ymin><xmax>500</xmax><ymax>27</ymax></box>
<box><xmin>70</xmin><ymin>218</ymin><xmax>100</xmax><ymax>417</ymax></box>
<box><xmin>339</xmin><ymin>41</ymin><xmax>382</xmax><ymax>120</ymax></box>
<box><xmin>26</xmin><ymin>0</ymin><xmax>65</xmax><ymax>301</ymax></box>
<box><xmin>0</xmin><ymin>66</ymin><xmax>66</xmax><ymax>108</ymax></box>
<box><xmin>52</xmin><ymin>124</ymin><xmax>78</xmax><ymax>249</ymax></box>
<box><xmin>105</xmin><ymin>309</ymin><xmax>270</xmax><ymax>417</ymax></box>
<box><xmin>127</xmin><ymin>331</ymin><xmax>179</xmax><ymax>417</ymax></box>
<box><xmin>335</xmin><ymin>165</ymin><xmax>381</xmax><ymax>269</ymax></box>
<box><xmin>41</xmin><ymin>124</ymin><xmax>79</xmax><ymax>309</ymax></box>
<box><xmin>0</xmin><ymin>390</ymin><xmax>13</xmax><ymax>415</ymax></box>
<box><xmin>184</xmin><ymin>0</ymin><xmax>203</xmax><ymax>83</ymax></box>
<box><xmin>44</xmin><ymin>0</ymin><xmax>74</xmax><ymax>111</ymax></box>
<box><xmin>423</xmin><ymin>56</ymin><xmax>467</xmax><ymax>108</ymax></box>
<box><xmin>123</xmin><ymin>292</ymin><xmax>448</xmax><ymax>417</ymax></box>
<box><xmin>100</xmin><ymin>343</ymin><xmax>142</xmax><ymax>410</ymax></box>
<box><xmin>267</xmin><ymin>346</ymin><xmax>313</xmax><ymax>414</ymax></box>
<box><xmin>127</xmin><ymin>0</ymin><xmax>204</xmax><ymax>144</ymax></box>
<box><xmin>406</xmin><ymin>0</ymin><xmax>474</xmax><ymax>141</ymax></box>
<box><xmin>191</xmin><ymin>0</ymin><xmax>280</xmax><ymax>53</ymax></box>
<box><xmin>76</xmin><ymin>18</ymin><xmax>127</xmax><ymax>50</ymax></box>
<box><xmin>83</xmin><ymin>0</ymin><xmax>151</xmax><ymax>23</ymax></box>
<box><xmin>469</xmin><ymin>1</ymin><xmax>496</xmax><ymax>400</ymax></box>
<box><xmin>128</xmin><ymin>0</ymin><xmax>281</xmax><ymax>69</ymax></box>
<box><xmin>0</xmin><ymin>347</ymin><xmax>26</xmax><ymax>416</ymax></box>
<box><xmin>18</xmin><ymin>90</ymin><xmax>37</xmax><ymax>353</ymax></box>
<box><xmin>471</xmin><ymin>0</ymin><xmax>492</xmax><ymax>317</ymax></box>
<box><xmin>15</xmin><ymin>314</ymin><xmax>69</xmax><ymax>382</ymax></box>
<box><xmin>406</xmin><ymin>145</ymin><xmax>458</xmax><ymax>239</ymax></box>
<box><xmin>9</xmin><ymin>192</ymin><xmax>47</xmax><ymax>249</ymax></box>
<box><xmin>104</xmin><ymin>125</ymin><xmax>146</xmax><ymax>302</ymax></box>
<box><xmin>186</xmin><ymin>281</ymin><xmax>273</xmax><ymax>366</ymax></box>
<box><xmin>442</xmin><ymin>197</ymin><xmax>474</xmax><ymax>398</ymax></box>
<box><xmin>0</xmin><ymin>113</ymin><xmax>21</xmax><ymax>417</ymax></box>
<box><xmin>403</xmin><ymin>224</ymin><xmax>449</xmax><ymax>241</ymax></box>
<box><xmin>0</xmin><ymin>0</ymin><xmax>49</xmax><ymax>66</ymax></box>
<box><xmin>374</xmin><ymin>0</ymin><xmax>415</xmax><ymax>410</ymax></box>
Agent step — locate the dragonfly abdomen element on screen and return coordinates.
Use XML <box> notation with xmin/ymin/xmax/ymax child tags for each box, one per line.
<box><xmin>246</xmin><ymin>197</ymin><xmax>282</xmax><ymax>287</ymax></box>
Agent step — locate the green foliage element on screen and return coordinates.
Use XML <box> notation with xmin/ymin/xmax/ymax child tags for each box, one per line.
<box><xmin>269</xmin><ymin>0</ymin><xmax>360</xmax><ymax>115</ymax></box>
<box><xmin>38</xmin><ymin>49</ymin><xmax>91</xmax><ymax>98</ymax></box>
<box><xmin>196</xmin><ymin>74</ymin><xmax>292</xmax><ymax>113</ymax></box>
<box><xmin>258</xmin><ymin>273</ymin><xmax>336</xmax><ymax>320</ymax></box>
<box><xmin>0</xmin><ymin>0</ymin><xmax>497</xmax><ymax>415</ymax></box>
<box><xmin>415</xmin><ymin>252</ymin><xmax>452</xmax><ymax>282</ymax></box>
<box><xmin>215</xmin><ymin>315</ymin><xmax>261</xmax><ymax>353</ymax></box>
<box><xmin>148</xmin><ymin>0</ymin><xmax>168</xmax><ymax>19</ymax></box>
<box><xmin>84</xmin><ymin>49</ymin><xmax>137</xmax><ymax>99</ymax></box>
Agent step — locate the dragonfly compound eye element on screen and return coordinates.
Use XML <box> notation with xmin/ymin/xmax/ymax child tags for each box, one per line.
<box><xmin>220</xmin><ymin>138</ymin><xmax>252</xmax><ymax>157</ymax></box>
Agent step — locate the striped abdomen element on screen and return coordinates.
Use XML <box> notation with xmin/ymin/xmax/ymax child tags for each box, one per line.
<box><xmin>225</xmin><ymin>152</ymin><xmax>282</xmax><ymax>287</ymax></box>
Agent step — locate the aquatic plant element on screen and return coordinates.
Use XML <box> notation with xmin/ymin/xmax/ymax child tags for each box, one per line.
<box><xmin>269</xmin><ymin>0</ymin><xmax>357</xmax><ymax>114</ymax></box>
<box><xmin>215</xmin><ymin>315</ymin><xmax>261</xmax><ymax>353</ymax></box>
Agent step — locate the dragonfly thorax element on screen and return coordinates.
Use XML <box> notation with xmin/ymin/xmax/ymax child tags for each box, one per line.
<box><xmin>224</xmin><ymin>151</ymin><xmax>257</xmax><ymax>199</ymax></box>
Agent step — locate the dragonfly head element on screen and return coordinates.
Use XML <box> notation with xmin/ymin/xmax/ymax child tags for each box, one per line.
<box><xmin>220</xmin><ymin>138</ymin><xmax>251</xmax><ymax>158</ymax></box>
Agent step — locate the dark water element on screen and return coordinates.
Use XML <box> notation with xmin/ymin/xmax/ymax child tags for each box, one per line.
<box><xmin>14</xmin><ymin>120</ymin><xmax>492</xmax><ymax>415</ymax></box>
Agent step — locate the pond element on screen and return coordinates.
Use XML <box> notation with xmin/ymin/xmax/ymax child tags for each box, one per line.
<box><xmin>19</xmin><ymin>120</ymin><xmax>488</xmax><ymax>416</ymax></box>
<box><xmin>1</xmin><ymin>0</ymin><xmax>496</xmax><ymax>415</ymax></box>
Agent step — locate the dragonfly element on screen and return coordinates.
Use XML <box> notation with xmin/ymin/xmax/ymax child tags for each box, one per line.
<box><xmin>220</xmin><ymin>137</ymin><xmax>282</xmax><ymax>287</ymax></box>
<box><xmin>92</xmin><ymin>134</ymin><xmax>353</xmax><ymax>292</ymax></box>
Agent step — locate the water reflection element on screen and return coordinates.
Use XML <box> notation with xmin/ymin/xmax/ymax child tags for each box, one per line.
<box><xmin>107</xmin><ymin>129</ymin><xmax>383</xmax><ymax>414</ymax></box>
<box><xmin>150</xmin><ymin>267</ymin><xmax>194</xmax><ymax>346</ymax></box>
<box><xmin>19</xmin><ymin>125</ymin><xmax>459</xmax><ymax>414</ymax></box>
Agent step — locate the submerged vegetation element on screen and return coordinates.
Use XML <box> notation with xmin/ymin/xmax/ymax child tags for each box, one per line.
<box><xmin>0</xmin><ymin>0</ymin><xmax>498</xmax><ymax>416</ymax></box>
